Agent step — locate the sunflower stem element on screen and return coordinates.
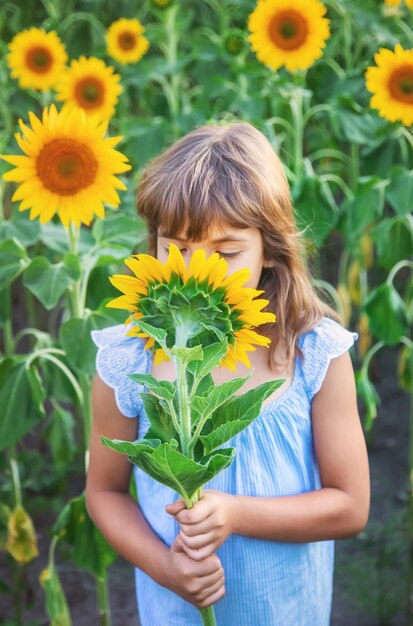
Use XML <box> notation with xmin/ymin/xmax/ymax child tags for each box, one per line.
<box><xmin>290</xmin><ymin>75</ymin><xmax>305</xmax><ymax>180</ymax></box>
<box><xmin>174</xmin><ymin>325</ymin><xmax>193</xmax><ymax>458</ymax></box>
<box><xmin>67</xmin><ymin>222</ymin><xmax>83</xmax><ymax>318</ymax></box>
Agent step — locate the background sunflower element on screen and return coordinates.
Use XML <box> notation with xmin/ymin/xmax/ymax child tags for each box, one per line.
<box><xmin>247</xmin><ymin>0</ymin><xmax>330</xmax><ymax>72</ymax></box>
<box><xmin>55</xmin><ymin>56</ymin><xmax>122</xmax><ymax>121</ymax></box>
<box><xmin>6</xmin><ymin>27</ymin><xmax>67</xmax><ymax>90</ymax></box>
<box><xmin>365</xmin><ymin>44</ymin><xmax>413</xmax><ymax>126</ymax></box>
<box><xmin>106</xmin><ymin>18</ymin><xmax>150</xmax><ymax>65</ymax></box>
<box><xmin>1</xmin><ymin>104</ymin><xmax>131</xmax><ymax>227</ymax></box>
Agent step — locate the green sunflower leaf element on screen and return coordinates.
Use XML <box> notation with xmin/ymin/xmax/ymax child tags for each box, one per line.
<box><xmin>128</xmin><ymin>374</ymin><xmax>176</xmax><ymax>402</ymax></box>
<box><xmin>101</xmin><ymin>437</ymin><xmax>236</xmax><ymax>500</ymax></box>
<box><xmin>187</xmin><ymin>341</ymin><xmax>229</xmax><ymax>380</ymax></box>
<box><xmin>199</xmin><ymin>378</ymin><xmax>286</xmax><ymax>455</ymax></box>
<box><xmin>192</xmin><ymin>373</ymin><xmax>252</xmax><ymax>425</ymax></box>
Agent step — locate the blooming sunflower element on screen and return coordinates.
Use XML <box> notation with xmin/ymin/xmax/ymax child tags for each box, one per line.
<box><xmin>247</xmin><ymin>0</ymin><xmax>330</xmax><ymax>72</ymax></box>
<box><xmin>1</xmin><ymin>104</ymin><xmax>131</xmax><ymax>227</ymax></box>
<box><xmin>106</xmin><ymin>18</ymin><xmax>150</xmax><ymax>65</ymax></box>
<box><xmin>365</xmin><ymin>44</ymin><xmax>413</xmax><ymax>126</ymax></box>
<box><xmin>107</xmin><ymin>244</ymin><xmax>276</xmax><ymax>370</ymax></box>
<box><xmin>55</xmin><ymin>56</ymin><xmax>122</xmax><ymax>122</ymax></box>
<box><xmin>6</xmin><ymin>27</ymin><xmax>67</xmax><ymax>90</ymax></box>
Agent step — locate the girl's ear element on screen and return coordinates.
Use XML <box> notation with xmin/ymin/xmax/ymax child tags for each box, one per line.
<box><xmin>263</xmin><ymin>259</ymin><xmax>275</xmax><ymax>268</ymax></box>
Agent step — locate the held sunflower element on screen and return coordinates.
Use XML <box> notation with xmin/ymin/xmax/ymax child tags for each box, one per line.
<box><xmin>365</xmin><ymin>44</ymin><xmax>413</xmax><ymax>126</ymax></box>
<box><xmin>1</xmin><ymin>104</ymin><xmax>131</xmax><ymax>227</ymax></box>
<box><xmin>6</xmin><ymin>27</ymin><xmax>67</xmax><ymax>91</ymax></box>
<box><xmin>106</xmin><ymin>18</ymin><xmax>150</xmax><ymax>65</ymax></box>
<box><xmin>247</xmin><ymin>0</ymin><xmax>330</xmax><ymax>72</ymax></box>
<box><xmin>55</xmin><ymin>56</ymin><xmax>122</xmax><ymax>122</ymax></box>
<box><xmin>106</xmin><ymin>243</ymin><xmax>276</xmax><ymax>370</ymax></box>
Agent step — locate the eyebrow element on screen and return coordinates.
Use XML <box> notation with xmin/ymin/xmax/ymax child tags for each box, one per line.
<box><xmin>158</xmin><ymin>232</ymin><xmax>248</xmax><ymax>244</ymax></box>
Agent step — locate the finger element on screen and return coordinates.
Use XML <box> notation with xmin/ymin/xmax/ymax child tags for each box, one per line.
<box><xmin>196</xmin><ymin>555</ymin><xmax>223</xmax><ymax>577</ymax></box>
<box><xmin>180</xmin><ymin>517</ymin><xmax>214</xmax><ymax>537</ymax></box>
<box><xmin>195</xmin><ymin>574</ymin><xmax>225</xmax><ymax>603</ymax></box>
<box><xmin>176</xmin><ymin>499</ymin><xmax>211</xmax><ymax>525</ymax></box>
<box><xmin>182</xmin><ymin>541</ymin><xmax>217</xmax><ymax>562</ymax></box>
<box><xmin>180</xmin><ymin>530</ymin><xmax>216</xmax><ymax>551</ymax></box>
<box><xmin>197</xmin><ymin>582</ymin><xmax>226</xmax><ymax>608</ymax></box>
<box><xmin>165</xmin><ymin>499</ymin><xmax>187</xmax><ymax>516</ymax></box>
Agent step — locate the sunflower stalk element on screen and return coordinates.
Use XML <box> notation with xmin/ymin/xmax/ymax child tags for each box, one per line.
<box><xmin>102</xmin><ymin>245</ymin><xmax>286</xmax><ymax>625</ymax></box>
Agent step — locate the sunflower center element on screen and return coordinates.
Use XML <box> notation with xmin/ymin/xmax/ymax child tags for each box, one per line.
<box><xmin>268</xmin><ymin>10</ymin><xmax>308</xmax><ymax>51</ymax></box>
<box><xmin>26</xmin><ymin>46</ymin><xmax>53</xmax><ymax>73</ymax></box>
<box><xmin>74</xmin><ymin>77</ymin><xmax>105</xmax><ymax>109</ymax></box>
<box><xmin>389</xmin><ymin>64</ymin><xmax>413</xmax><ymax>104</ymax></box>
<box><xmin>118</xmin><ymin>31</ymin><xmax>137</xmax><ymax>50</ymax></box>
<box><xmin>36</xmin><ymin>138</ymin><xmax>98</xmax><ymax>196</ymax></box>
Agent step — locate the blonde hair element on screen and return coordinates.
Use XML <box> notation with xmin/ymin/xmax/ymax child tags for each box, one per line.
<box><xmin>136</xmin><ymin>121</ymin><xmax>340</xmax><ymax>372</ymax></box>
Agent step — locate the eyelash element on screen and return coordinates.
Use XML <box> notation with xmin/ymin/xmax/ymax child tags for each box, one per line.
<box><xmin>163</xmin><ymin>247</ymin><xmax>240</xmax><ymax>259</ymax></box>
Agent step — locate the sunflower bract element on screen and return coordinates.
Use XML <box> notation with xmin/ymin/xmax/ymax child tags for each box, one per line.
<box><xmin>107</xmin><ymin>244</ymin><xmax>276</xmax><ymax>371</ymax></box>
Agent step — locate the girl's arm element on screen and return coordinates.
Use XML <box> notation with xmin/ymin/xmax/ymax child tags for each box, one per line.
<box><xmin>232</xmin><ymin>350</ymin><xmax>370</xmax><ymax>542</ymax></box>
<box><xmin>85</xmin><ymin>373</ymin><xmax>171</xmax><ymax>583</ymax></box>
<box><xmin>168</xmin><ymin>351</ymin><xmax>370</xmax><ymax>558</ymax></box>
<box><xmin>86</xmin><ymin>374</ymin><xmax>226</xmax><ymax>608</ymax></box>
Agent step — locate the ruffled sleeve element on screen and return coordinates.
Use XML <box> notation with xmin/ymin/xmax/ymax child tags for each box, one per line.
<box><xmin>90</xmin><ymin>323</ymin><xmax>151</xmax><ymax>418</ymax></box>
<box><xmin>301</xmin><ymin>317</ymin><xmax>359</xmax><ymax>401</ymax></box>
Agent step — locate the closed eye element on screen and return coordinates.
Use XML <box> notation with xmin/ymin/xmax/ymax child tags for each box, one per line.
<box><xmin>163</xmin><ymin>247</ymin><xmax>240</xmax><ymax>259</ymax></box>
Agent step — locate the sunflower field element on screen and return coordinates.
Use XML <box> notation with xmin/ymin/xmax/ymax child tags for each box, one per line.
<box><xmin>0</xmin><ymin>0</ymin><xmax>412</xmax><ymax>624</ymax></box>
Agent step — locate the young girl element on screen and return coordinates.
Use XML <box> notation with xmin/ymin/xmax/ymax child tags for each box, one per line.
<box><xmin>86</xmin><ymin>121</ymin><xmax>370</xmax><ymax>626</ymax></box>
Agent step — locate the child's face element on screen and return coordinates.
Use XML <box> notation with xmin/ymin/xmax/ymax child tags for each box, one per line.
<box><xmin>156</xmin><ymin>221</ymin><xmax>270</xmax><ymax>289</ymax></box>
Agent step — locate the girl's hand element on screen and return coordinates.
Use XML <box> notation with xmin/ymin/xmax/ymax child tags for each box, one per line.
<box><xmin>165</xmin><ymin>489</ymin><xmax>235</xmax><ymax>561</ymax></box>
<box><xmin>164</xmin><ymin>534</ymin><xmax>226</xmax><ymax>609</ymax></box>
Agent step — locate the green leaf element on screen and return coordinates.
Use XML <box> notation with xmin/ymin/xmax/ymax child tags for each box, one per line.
<box><xmin>0</xmin><ymin>358</ymin><xmax>45</xmax><ymax>451</ymax></box>
<box><xmin>102</xmin><ymin>437</ymin><xmax>235</xmax><ymax>501</ymax></box>
<box><xmin>386</xmin><ymin>166</ymin><xmax>413</xmax><ymax>216</ymax></box>
<box><xmin>26</xmin><ymin>365</ymin><xmax>46</xmax><ymax>418</ymax></box>
<box><xmin>340</xmin><ymin>176</ymin><xmax>386</xmax><ymax>240</ymax></box>
<box><xmin>192</xmin><ymin>373</ymin><xmax>252</xmax><ymax>424</ymax></box>
<box><xmin>92</xmin><ymin>213</ymin><xmax>146</xmax><ymax>249</ymax></box>
<box><xmin>291</xmin><ymin>175</ymin><xmax>338</xmax><ymax>246</ymax></box>
<box><xmin>40</xmin><ymin>222</ymin><xmax>94</xmax><ymax>254</ymax></box>
<box><xmin>363</xmin><ymin>284</ymin><xmax>408</xmax><ymax>345</ymax></box>
<box><xmin>187</xmin><ymin>341</ymin><xmax>229</xmax><ymax>380</ymax></box>
<box><xmin>370</xmin><ymin>216</ymin><xmax>413</xmax><ymax>270</ymax></box>
<box><xmin>23</xmin><ymin>256</ymin><xmax>76</xmax><ymax>310</ymax></box>
<box><xmin>170</xmin><ymin>345</ymin><xmax>203</xmax><ymax>364</ymax></box>
<box><xmin>0</xmin><ymin>216</ymin><xmax>40</xmax><ymax>246</ymax></box>
<box><xmin>140</xmin><ymin>393</ymin><xmax>179</xmax><ymax>443</ymax></box>
<box><xmin>62</xmin><ymin>253</ymin><xmax>81</xmax><ymax>280</ymax></box>
<box><xmin>355</xmin><ymin>370</ymin><xmax>380</xmax><ymax>433</ymax></box>
<box><xmin>199</xmin><ymin>379</ymin><xmax>286</xmax><ymax>454</ymax></box>
<box><xmin>60</xmin><ymin>312</ymin><xmax>113</xmax><ymax>374</ymax></box>
<box><xmin>0</xmin><ymin>237</ymin><xmax>29</xmax><ymax>289</ymax></box>
<box><xmin>128</xmin><ymin>374</ymin><xmax>176</xmax><ymax>402</ymax></box>
<box><xmin>135</xmin><ymin>320</ymin><xmax>168</xmax><ymax>349</ymax></box>
<box><xmin>40</xmin><ymin>565</ymin><xmax>72</xmax><ymax>626</ymax></box>
<box><xmin>52</xmin><ymin>494</ymin><xmax>116</xmax><ymax>578</ymax></box>
<box><xmin>45</xmin><ymin>404</ymin><xmax>76</xmax><ymax>471</ymax></box>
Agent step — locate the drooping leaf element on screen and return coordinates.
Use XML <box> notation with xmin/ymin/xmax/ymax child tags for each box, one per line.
<box><xmin>363</xmin><ymin>284</ymin><xmax>409</xmax><ymax>345</ymax></box>
<box><xmin>23</xmin><ymin>256</ymin><xmax>76</xmax><ymax>310</ymax></box>
<box><xmin>6</xmin><ymin>505</ymin><xmax>39</xmax><ymax>564</ymax></box>
<box><xmin>52</xmin><ymin>494</ymin><xmax>116</xmax><ymax>578</ymax></box>
<box><xmin>39</xmin><ymin>565</ymin><xmax>72</xmax><ymax>626</ymax></box>
<box><xmin>0</xmin><ymin>237</ymin><xmax>29</xmax><ymax>289</ymax></box>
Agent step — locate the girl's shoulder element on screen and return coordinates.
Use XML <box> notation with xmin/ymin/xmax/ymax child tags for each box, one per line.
<box><xmin>298</xmin><ymin>316</ymin><xmax>359</xmax><ymax>401</ymax></box>
<box><xmin>90</xmin><ymin>323</ymin><xmax>149</xmax><ymax>418</ymax></box>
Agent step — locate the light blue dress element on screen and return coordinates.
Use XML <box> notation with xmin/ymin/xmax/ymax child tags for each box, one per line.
<box><xmin>91</xmin><ymin>316</ymin><xmax>358</xmax><ymax>626</ymax></box>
